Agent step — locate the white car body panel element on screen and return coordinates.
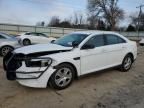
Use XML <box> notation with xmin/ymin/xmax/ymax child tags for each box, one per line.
<box><xmin>14</xmin><ymin>43</ymin><xmax>73</xmax><ymax>54</ymax></box>
<box><xmin>5</xmin><ymin>31</ymin><xmax>137</xmax><ymax>88</ymax></box>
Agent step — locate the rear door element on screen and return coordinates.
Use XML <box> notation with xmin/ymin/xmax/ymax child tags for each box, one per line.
<box><xmin>29</xmin><ymin>33</ymin><xmax>40</xmax><ymax>44</ymax></box>
<box><xmin>37</xmin><ymin>33</ymin><xmax>50</xmax><ymax>43</ymax></box>
<box><xmin>102</xmin><ymin>34</ymin><xmax>128</xmax><ymax>67</ymax></box>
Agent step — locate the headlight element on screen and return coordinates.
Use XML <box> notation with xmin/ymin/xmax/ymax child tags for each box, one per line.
<box><xmin>25</xmin><ymin>58</ymin><xmax>52</xmax><ymax>67</ymax></box>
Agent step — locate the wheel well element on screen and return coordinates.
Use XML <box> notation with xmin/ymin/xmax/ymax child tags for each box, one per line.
<box><xmin>126</xmin><ymin>53</ymin><xmax>134</xmax><ymax>62</ymax></box>
<box><xmin>1</xmin><ymin>45</ymin><xmax>14</xmax><ymax>50</ymax></box>
<box><xmin>55</xmin><ymin>62</ymin><xmax>78</xmax><ymax>79</ymax></box>
<box><xmin>23</xmin><ymin>38</ymin><xmax>30</xmax><ymax>41</ymax></box>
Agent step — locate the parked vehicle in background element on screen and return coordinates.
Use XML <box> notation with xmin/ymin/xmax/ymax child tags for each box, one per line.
<box><xmin>139</xmin><ymin>38</ymin><xmax>144</xmax><ymax>46</ymax></box>
<box><xmin>18</xmin><ymin>32</ymin><xmax>56</xmax><ymax>46</ymax></box>
<box><xmin>3</xmin><ymin>31</ymin><xmax>137</xmax><ymax>90</ymax></box>
<box><xmin>0</xmin><ymin>32</ymin><xmax>20</xmax><ymax>56</ymax></box>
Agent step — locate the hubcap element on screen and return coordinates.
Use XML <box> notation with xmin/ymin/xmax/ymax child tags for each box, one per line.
<box><xmin>124</xmin><ymin>57</ymin><xmax>132</xmax><ymax>70</ymax></box>
<box><xmin>24</xmin><ymin>40</ymin><xmax>30</xmax><ymax>45</ymax></box>
<box><xmin>55</xmin><ymin>68</ymin><xmax>72</xmax><ymax>87</ymax></box>
<box><xmin>2</xmin><ymin>47</ymin><xmax>12</xmax><ymax>56</ymax></box>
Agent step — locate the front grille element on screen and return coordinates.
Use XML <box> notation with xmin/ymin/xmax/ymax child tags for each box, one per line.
<box><xmin>3</xmin><ymin>52</ymin><xmax>23</xmax><ymax>80</ymax></box>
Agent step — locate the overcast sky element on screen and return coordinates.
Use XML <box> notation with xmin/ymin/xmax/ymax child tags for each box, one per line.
<box><xmin>0</xmin><ymin>0</ymin><xmax>143</xmax><ymax>26</ymax></box>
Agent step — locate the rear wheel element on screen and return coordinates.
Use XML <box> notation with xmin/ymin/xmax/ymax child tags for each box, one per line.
<box><xmin>0</xmin><ymin>46</ymin><xmax>14</xmax><ymax>56</ymax></box>
<box><xmin>49</xmin><ymin>64</ymin><xmax>75</xmax><ymax>90</ymax></box>
<box><xmin>120</xmin><ymin>54</ymin><xmax>133</xmax><ymax>72</ymax></box>
<box><xmin>23</xmin><ymin>39</ymin><xmax>31</xmax><ymax>46</ymax></box>
<box><xmin>140</xmin><ymin>43</ymin><xmax>144</xmax><ymax>46</ymax></box>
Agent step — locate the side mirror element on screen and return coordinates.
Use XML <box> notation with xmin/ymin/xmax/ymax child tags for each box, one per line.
<box><xmin>72</xmin><ymin>41</ymin><xmax>79</xmax><ymax>48</ymax></box>
<box><xmin>81</xmin><ymin>44</ymin><xmax>95</xmax><ymax>50</ymax></box>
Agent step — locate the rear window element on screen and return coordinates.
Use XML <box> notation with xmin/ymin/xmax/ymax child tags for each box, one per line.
<box><xmin>105</xmin><ymin>34</ymin><xmax>126</xmax><ymax>45</ymax></box>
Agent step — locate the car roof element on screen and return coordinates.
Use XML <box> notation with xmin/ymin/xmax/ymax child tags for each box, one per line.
<box><xmin>73</xmin><ymin>30</ymin><xmax>119</xmax><ymax>35</ymax></box>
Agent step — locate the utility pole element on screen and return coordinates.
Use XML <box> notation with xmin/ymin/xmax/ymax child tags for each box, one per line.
<box><xmin>136</xmin><ymin>4</ymin><xmax>144</xmax><ymax>39</ymax></box>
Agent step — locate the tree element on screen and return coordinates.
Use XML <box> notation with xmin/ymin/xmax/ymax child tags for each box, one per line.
<box><xmin>97</xmin><ymin>20</ymin><xmax>106</xmax><ymax>30</ymax></box>
<box><xmin>87</xmin><ymin>0</ymin><xmax>124</xmax><ymax>30</ymax></box>
<box><xmin>126</xmin><ymin>24</ymin><xmax>136</xmax><ymax>31</ymax></box>
<box><xmin>36</xmin><ymin>21</ymin><xmax>45</xmax><ymax>27</ymax></box>
<box><xmin>48</xmin><ymin>16</ymin><xmax>60</xmax><ymax>27</ymax></box>
<box><xmin>87</xmin><ymin>12</ymin><xmax>98</xmax><ymax>29</ymax></box>
<box><xmin>130</xmin><ymin>13</ymin><xmax>144</xmax><ymax>31</ymax></box>
<box><xmin>72</xmin><ymin>12</ymin><xmax>86</xmax><ymax>28</ymax></box>
<box><xmin>73</xmin><ymin>12</ymin><xmax>79</xmax><ymax>25</ymax></box>
<box><xmin>59</xmin><ymin>21</ymin><xmax>72</xmax><ymax>28</ymax></box>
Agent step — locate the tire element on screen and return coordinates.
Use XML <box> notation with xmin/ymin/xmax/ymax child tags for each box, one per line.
<box><xmin>120</xmin><ymin>54</ymin><xmax>133</xmax><ymax>72</ymax></box>
<box><xmin>0</xmin><ymin>46</ymin><xmax>14</xmax><ymax>56</ymax></box>
<box><xmin>140</xmin><ymin>43</ymin><xmax>144</xmax><ymax>46</ymax></box>
<box><xmin>23</xmin><ymin>39</ymin><xmax>31</xmax><ymax>46</ymax></box>
<box><xmin>49</xmin><ymin>64</ymin><xmax>75</xmax><ymax>90</ymax></box>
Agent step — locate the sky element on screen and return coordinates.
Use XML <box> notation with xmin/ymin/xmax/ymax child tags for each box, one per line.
<box><xmin>0</xmin><ymin>0</ymin><xmax>143</xmax><ymax>26</ymax></box>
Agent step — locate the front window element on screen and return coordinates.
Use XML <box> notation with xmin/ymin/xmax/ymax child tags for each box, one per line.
<box><xmin>84</xmin><ymin>35</ymin><xmax>105</xmax><ymax>48</ymax></box>
<box><xmin>54</xmin><ymin>33</ymin><xmax>89</xmax><ymax>47</ymax></box>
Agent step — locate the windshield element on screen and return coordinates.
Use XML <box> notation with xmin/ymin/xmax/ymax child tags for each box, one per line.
<box><xmin>1</xmin><ymin>33</ymin><xmax>16</xmax><ymax>39</ymax></box>
<box><xmin>54</xmin><ymin>33</ymin><xmax>89</xmax><ymax>47</ymax></box>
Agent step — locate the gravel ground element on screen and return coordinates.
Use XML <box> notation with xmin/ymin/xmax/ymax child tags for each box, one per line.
<box><xmin>0</xmin><ymin>46</ymin><xmax>144</xmax><ymax>108</ymax></box>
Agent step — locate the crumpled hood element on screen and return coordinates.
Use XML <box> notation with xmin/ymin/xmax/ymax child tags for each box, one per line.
<box><xmin>14</xmin><ymin>43</ymin><xmax>73</xmax><ymax>54</ymax></box>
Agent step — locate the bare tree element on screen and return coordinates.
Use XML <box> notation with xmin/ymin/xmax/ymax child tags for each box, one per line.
<box><xmin>72</xmin><ymin>12</ymin><xmax>86</xmax><ymax>28</ymax></box>
<box><xmin>87</xmin><ymin>13</ymin><xmax>98</xmax><ymax>29</ymax></box>
<box><xmin>36</xmin><ymin>21</ymin><xmax>45</xmax><ymax>27</ymax></box>
<box><xmin>48</xmin><ymin>16</ymin><xmax>60</xmax><ymax>27</ymax></box>
<box><xmin>130</xmin><ymin>12</ymin><xmax>144</xmax><ymax>31</ymax></box>
<box><xmin>88</xmin><ymin>0</ymin><xmax>124</xmax><ymax>30</ymax></box>
<box><xmin>73</xmin><ymin>12</ymin><xmax>79</xmax><ymax>25</ymax></box>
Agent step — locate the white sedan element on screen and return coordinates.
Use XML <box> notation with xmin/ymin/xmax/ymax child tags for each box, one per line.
<box><xmin>18</xmin><ymin>32</ymin><xmax>56</xmax><ymax>46</ymax></box>
<box><xmin>0</xmin><ymin>32</ymin><xmax>20</xmax><ymax>56</ymax></box>
<box><xmin>4</xmin><ymin>31</ymin><xmax>137</xmax><ymax>90</ymax></box>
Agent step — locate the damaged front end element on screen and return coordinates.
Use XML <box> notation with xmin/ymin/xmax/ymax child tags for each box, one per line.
<box><xmin>3</xmin><ymin>51</ymin><xmax>52</xmax><ymax>80</ymax></box>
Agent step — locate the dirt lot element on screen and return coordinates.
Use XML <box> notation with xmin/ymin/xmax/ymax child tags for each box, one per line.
<box><xmin>0</xmin><ymin>47</ymin><xmax>144</xmax><ymax>108</ymax></box>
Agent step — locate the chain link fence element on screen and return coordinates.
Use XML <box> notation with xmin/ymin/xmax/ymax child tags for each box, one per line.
<box><xmin>0</xmin><ymin>23</ymin><xmax>143</xmax><ymax>40</ymax></box>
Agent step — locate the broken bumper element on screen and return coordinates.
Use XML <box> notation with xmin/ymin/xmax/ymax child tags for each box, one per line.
<box><xmin>3</xmin><ymin>51</ymin><xmax>52</xmax><ymax>80</ymax></box>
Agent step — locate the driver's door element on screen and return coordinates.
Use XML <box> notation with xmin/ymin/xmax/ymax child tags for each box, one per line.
<box><xmin>80</xmin><ymin>35</ymin><xmax>107</xmax><ymax>75</ymax></box>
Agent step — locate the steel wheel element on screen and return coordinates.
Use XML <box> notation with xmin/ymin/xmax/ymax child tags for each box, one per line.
<box><xmin>124</xmin><ymin>57</ymin><xmax>132</xmax><ymax>70</ymax></box>
<box><xmin>1</xmin><ymin>46</ymin><xmax>13</xmax><ymax>56</ymax></box>
<box><xmin>55</xmin><ymin>68</ymin><xmax>72</xmax><ymax>87</ymax></box>
<box><xmin>120</xmin><ymin>54</ymin><xmax>133</xmax><ymax>72</ymax></box>
<box><xmin>49</xmin><ymin>64</ymin><xmax>75</xmax><ymax>90</ymax></box>
<box><xmin>23</xmin><ymin>39</ymin><xmax>31</xmax><ymax>46</ymax></box>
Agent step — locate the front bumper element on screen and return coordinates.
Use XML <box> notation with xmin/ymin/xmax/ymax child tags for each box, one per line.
<box><xmin>3</xmin><ymin>52</ymin><xmax>51</xmax><ymax>80</ymax></box>
<box><xmin>3</xmin><ymin>52</ymin><xmax>56</xmax><ymax>88</ymax></box>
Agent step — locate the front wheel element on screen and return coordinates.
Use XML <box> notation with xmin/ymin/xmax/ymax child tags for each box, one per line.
<box><xmin>0</xmin><ymin>46</ymin><xmax>14</xmax><ymax>56</ymax></box>
<box><xmin>49</xmin><ymin>64</ymin><xmax>75</xmax><ymax>90</ymax></box>
<box><xmin>120</xmin><ymin>55</ymin><xmax>133</xmax><ymax>72</ymax></box>
<box><xmin>140</xmin><ymin>43</ymin><xmax>144</xmax><ymax>46</ymax></box>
